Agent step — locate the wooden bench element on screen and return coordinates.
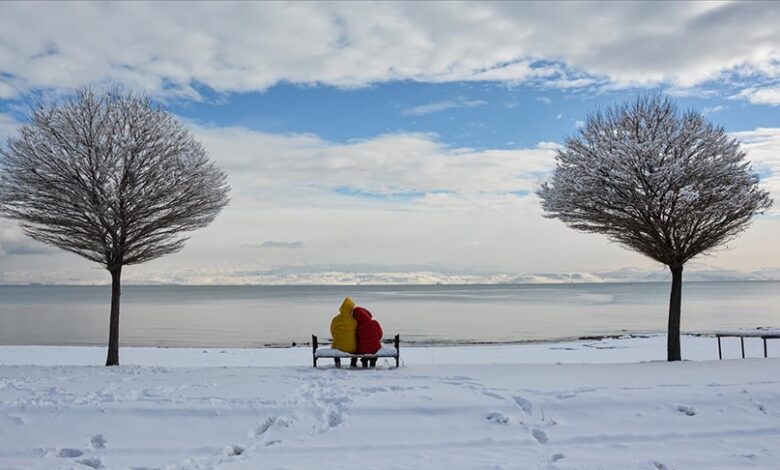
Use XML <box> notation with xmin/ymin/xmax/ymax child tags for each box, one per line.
<box><xmin>715</xmin><ymin>329</ymin><xmax>780</xmax><ymax>359</ymax></box>
<box><xmin>312</xmin><ymin>334</ymin><xmax>400</xmax><ymax>368</ymax></box>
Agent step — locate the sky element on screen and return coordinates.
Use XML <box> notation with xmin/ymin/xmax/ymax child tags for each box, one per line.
<box><xmin>0</xmin><ymin>1</ymin><xmax>779</xmax><ymax>284</ymax></box>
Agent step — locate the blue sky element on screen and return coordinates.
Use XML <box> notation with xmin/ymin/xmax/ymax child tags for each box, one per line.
<box><xmin>0</xmin><ymin>1</ymin><xmax>779</xmax><ymax>284</ymax></box>
<box><xmin>127</xmin><ymin>82</ymin><xmax>780</xmax><ymax>150</ymax></box>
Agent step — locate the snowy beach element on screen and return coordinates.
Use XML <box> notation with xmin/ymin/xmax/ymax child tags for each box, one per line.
<box><xmin>1</xmin><ymin>334</ymin><xmax>778</xmax><ymax>469</ymax></box>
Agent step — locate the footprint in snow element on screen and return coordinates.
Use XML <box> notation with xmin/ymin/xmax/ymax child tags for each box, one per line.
<box><xmin>57</xmin><ymin>448</ymin><xmax>83</xmax><ymax>458</ymax></box>
<box><xmin>275</xmin><ymin>416</ymin><xmax>293</xmax><ymax>428</ymax></box>
<box><xmin>326</xmin><ymin>409</ymin><xmax>343</xmax><ymax>427</ymax></box>
<box><xmin>224</xmin><ymin>444</ymin><xmax>244</xmax><ymax>456</ymax></box>
<box><xmin>512</xmin><ymin>395</ymin><xmax>533</xmax><ymax>415</ymax></box>
<box><xmin>550</xmin><ymin>453</ymin><xmax>565</xmax><ymax>463</ymax></box>
<box><xmin>531</xmin><ymin>429</ymin><xmax>549</xmax><ymax>444</ymax></box>
<box><xmin>249</xmin><ymin>415</ymin><xmax>293</xmax><ymax>439</ymax></box>
<box><xmin>250</xmin><ymin>416</ymin><xmax>275</xmax><ymax>437</ymax></box>
<box><xmin>677</xmin><ymin>405</ymin><xmax>696</xmax><ymax>416</ymax></box>
<box><xmin>90</xmin><ymin>434</ymin><xmax>107</xmax><ymax>450</ymax></box>
<box><xmin>482</xmin><ymin>391</ymin><xmax>505</xmax><ymax>401</ymax></box>
<box><xmin>75</xmin><ymin>456</ymin><xmax>102</xmax><ymax>469</ymax></box>
<box><xmin>486</xmin><ymin>411</ymin><xmax>509</xmax><ymax>424</ymax></box>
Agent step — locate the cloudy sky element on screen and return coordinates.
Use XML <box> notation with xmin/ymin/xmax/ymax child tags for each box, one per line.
<box><xmin>0</xmin><ymin>1</ymin><xmax>779</xmax><ymax>284</ymax></box>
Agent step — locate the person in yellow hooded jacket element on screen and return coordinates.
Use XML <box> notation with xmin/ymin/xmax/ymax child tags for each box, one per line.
<box><xmin>330</xmin><ymin>297</ymin><xmax>358</xmax><ymax>367</ymax></box>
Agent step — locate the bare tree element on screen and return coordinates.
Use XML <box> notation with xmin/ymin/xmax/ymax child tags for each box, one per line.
<box><xmin>538</xmin><ymin>96</ymin><xmax>772</xmax><ymax>361</ymax></box>
<box><xmin>0</xmin><ymin>88</ymin><xmax>230</xmax><ymax>365</ymax></box>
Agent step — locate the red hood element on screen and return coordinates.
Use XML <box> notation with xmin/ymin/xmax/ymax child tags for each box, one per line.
<box><xmin>352</xmin><ymin>307</ymin><xmax>373</xmax><ymax>324</ymax></box>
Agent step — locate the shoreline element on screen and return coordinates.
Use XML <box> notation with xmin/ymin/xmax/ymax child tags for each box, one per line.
<box><xmin>0</xmin><ymin>332</ymin><xmax>652</xmax><ymax>349</ymax></box>
<box><xmin>2</xmin><ymin>334</ymin><xmax>776</xmax><ymax>367</ymax></box>
<box><xmin>1</xmin><ymin>329</ymin><xmax>776</xmax><ymax>350</ymax></box>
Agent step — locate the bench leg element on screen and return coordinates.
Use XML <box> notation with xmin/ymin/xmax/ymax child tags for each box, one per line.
<box><xmin>717</xmin><ymin>336</ymin><xmax>722</xmax><ymax>360</ymax></box>
<box><xmin>334</xmin><ymin>358</ymin><xmax>341</xmax><ymax>368</ymax></box>
<box><xmin>312</xmin><ymin>335</ymin><xmax>318</xmax><ymax>368</ymax></box>
<box><xmin>764</xmin><ymin>338</ymin><xmax>768</xmax><ymax>358</ymax></box>
<box><xmin>395</xmin><ymin>356</ymin><xmax>399</xmax><ymax>368</ymax></box>
<box><xmin>350</xmin><ymin>357</ymin><xmax>358</xmax><ymax>368</ymax></box>
<box><xmin>741</xmin><ymin>337</ymin><xmax>745</xmax><ymax>359</ymax></box>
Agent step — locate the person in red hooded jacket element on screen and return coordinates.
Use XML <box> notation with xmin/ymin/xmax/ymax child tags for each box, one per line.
<box><xmin>352</xmin><ymin>306</ymin><xmax>383</xmax><ymax>367</ymax></box>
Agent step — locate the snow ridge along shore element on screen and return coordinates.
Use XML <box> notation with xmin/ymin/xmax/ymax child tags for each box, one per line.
<box><xmin>0</xmin><ymin>334</ymin><xmax>778</xmax><ymax>469</ymax></box>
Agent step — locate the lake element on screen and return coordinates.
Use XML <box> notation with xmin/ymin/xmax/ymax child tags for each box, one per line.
<box><xmin>0</xmin><ymin>282</ymin><xmax>778</xmax><ymax>347</ymax></box>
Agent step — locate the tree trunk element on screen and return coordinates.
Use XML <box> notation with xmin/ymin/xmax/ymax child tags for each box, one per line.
<box><xmin>105</xmin><ymin>267</ymin><xmax>122</xmax><ymax>366</ymax></box>
<box><xmin>667</xmin><ymin>264</ymin><xmax>683</xmax><ymax>362</ymax></box>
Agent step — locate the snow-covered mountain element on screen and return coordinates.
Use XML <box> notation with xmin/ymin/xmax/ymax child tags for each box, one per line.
<box><xmin>3</xmin><ymin>262</ymin><xmax>778</xmax><ymax>285</ymax></box>
<box><xmin>131</xmin><ymin>263</ymin><xmax>780</xmax><ymax>285</ymax></box>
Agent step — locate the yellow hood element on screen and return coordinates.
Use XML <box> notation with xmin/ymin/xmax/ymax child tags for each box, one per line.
<box><xmin>339</xmin><ymin>297</ymin><xmax>356</xmax><ymax>316</ymax></box>
<box><xmin>330</xmin><ymin>297</ymin><xmax>358</xmax><ymax>353</ymax></box>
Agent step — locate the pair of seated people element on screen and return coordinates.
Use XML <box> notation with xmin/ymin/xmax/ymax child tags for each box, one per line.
<box><xmin>330</xmin><ymin>297</ymin><xmax>384</xmax><ymax>368</ymax></box>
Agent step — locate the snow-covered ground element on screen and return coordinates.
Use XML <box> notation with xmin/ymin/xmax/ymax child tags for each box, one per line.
<box><xmin>1</xmin><ymin>334</ymin><xmax>778</xmax><ymax>469</ymax></box>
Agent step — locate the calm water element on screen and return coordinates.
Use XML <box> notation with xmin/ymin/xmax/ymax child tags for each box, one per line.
<box><xmin>0</xmin><ymin>282</ymin><xmax>778</xmax><ymax>347</ymax></box>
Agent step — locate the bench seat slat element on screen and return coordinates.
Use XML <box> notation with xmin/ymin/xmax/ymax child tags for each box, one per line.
<box><xmin>315</xmin><ymin>345</ymin><xmax>398</xmax><ymax>358</ymax></box>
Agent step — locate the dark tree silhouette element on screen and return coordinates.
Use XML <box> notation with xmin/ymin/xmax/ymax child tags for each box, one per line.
<box><xmin>0</xmin><ymin>89</ymin><xmax>230</xmax><ymax>365</ymax></box>
<box><xmin>538</xmin><ymin>96</ymin><xmax>772</xmax><ymax>361</ymax></box>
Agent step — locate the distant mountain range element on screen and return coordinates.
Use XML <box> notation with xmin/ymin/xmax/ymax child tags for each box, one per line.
<box><xmin>147</xmin><ymin>263</ymin><xmax>780</xmax><ymax>285</ymax></box>
<box><xmin>4</xmin><ymin>262</ymin><xmax>779</xmax><ymax>286</ymax></box>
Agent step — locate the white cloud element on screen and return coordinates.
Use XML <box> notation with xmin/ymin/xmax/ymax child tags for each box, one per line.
<box><xmin>401</xmin><ymin>97</ymin><xmax>487</xmax><ymax>116</ymax></box>
<box><xmin>0</xmin><ymin>113</ymin><xmax>20</xmax><ymax>142</ymax></box>
<box><xmin>0</xmin><ymin>82</ymin><xmax>19</xmax><ymax>99</ymax></box>
<box><xmin>0</xmin><ymin>2</ymin><xmax>778</xmax><ymax>97</ymax></box>
<box><xmin>665</xmin><ymin>86</ymin><xmax>720</xmax><ymax>98</ymax></box>
<box><xmin>702</xmin><ymin>105</ymin><xmax>726</xmax><ymax>115</ymax></box>
<box><xmin>735</xmin><ymin>86</ymin><xmax>780</xmax><ymax>105</ymax></box>
<box><xmin>0</xmin><ymin>221</ymin><xmax>56</xmax><ymax>256</ymax></box>
<box><xmin>193</xmin><ymin>125</ymin><xmax>557</xmax><ymax>208</ymax></box>
<box><xmin>730</xmin><ymin>127</ymin><xmax>780</xmax><ymax>213</ymax></box>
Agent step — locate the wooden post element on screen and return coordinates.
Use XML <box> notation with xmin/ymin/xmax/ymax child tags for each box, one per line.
<box><xmin>740</xmin><ymin>337</ymin><xmax>745</xmax><ymax>359</ymax></box>
<box><xmin>717</xmin><ymin>335</ymin><xmax>722</xmax><ymax>360</ymax></box>
<box><xmin>394</xmin><ymin>334</ymin><xmax>400</xmax><ymax>368</ymax></box>
<box><xmin>312</xmin><ymin>335</ymin><xmax>318</xmax><ymax>368</ymax></box>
